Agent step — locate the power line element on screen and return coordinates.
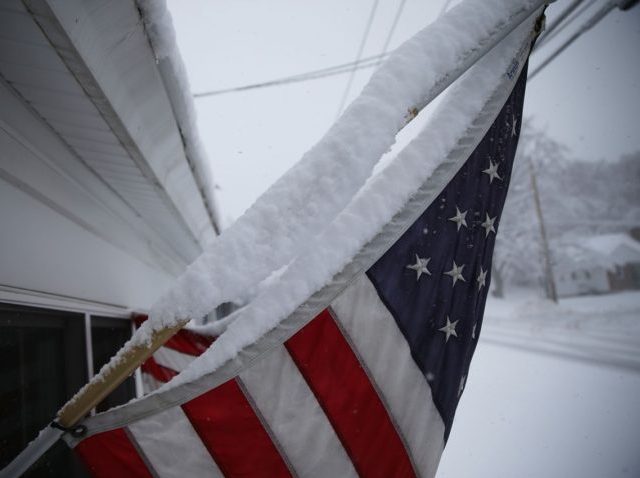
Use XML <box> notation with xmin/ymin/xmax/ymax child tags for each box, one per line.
<box><xmin>438</xmin><ymin>0</ymin><xmax>455</xmax><ymax>18</ymax></box>
<box><xmin>193</xmin><ymin>52</ymin><xmax>389</xmax><ymax>99</ymax></box>
<box><xmin>380</xmin><ymin>0</ymin><xmax>408</xmax><ymax>55</ymax></box>
<box><xmin>535</xmin><ymin>0</ymin><xmax>584</xmax><ymax>46</ymax></box>
<box><xmin>529</xmin><ymin>0</ymin><xmax>617</xmax><ymax>80</ymax></box>
<box><xmin>193</xmin><ymin>0</ymin><xmax>459</xmax><ymax>101</ymax></box>
<box><xmin>335</xmin><ymin>0</ymin><xmax>380</xmax><ymax>118</ymax></box>
<box><xmin>536</xmin><ymin>0</ymin><xmax>596</xmax><ymax>48</ymax></box>
<box><xmin>193</xmin><ymin>0</ymin><xmax>616</xmax><ymax>100</ymax></box>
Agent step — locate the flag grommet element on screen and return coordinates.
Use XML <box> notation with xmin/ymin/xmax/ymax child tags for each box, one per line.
<box><xmin>51</xmin><ymin>421</ymin><xmax>87</xmax><ymax>438</ymax></box>
<box><xmin>70</xmin><ymin>425</ymin><xmax>88</xmax><ymax>438</ymax></box>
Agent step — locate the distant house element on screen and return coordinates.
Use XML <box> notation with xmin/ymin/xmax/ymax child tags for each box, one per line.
<box><xmin>0</xmin><ymin>1</ymin><xmax>218</xmax><ymax>475</ymax></box>
<box><xmin>554</xmin><ymin>250</ymin><xmax>610</xmax><ymax>297</ymax></box>
<box><xmin>583</xmin><ymin>233</ymin><xmax>640</xmax><ymax>292</ymax></box>
<box><xmin>554</xmin><ymin>233</ymin><xmax>640</xmax><ymax>297</ymax></box>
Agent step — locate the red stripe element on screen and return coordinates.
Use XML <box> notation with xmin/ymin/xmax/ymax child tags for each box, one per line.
<box><xmin>75</xmin><ymin>428</ymin><xmax>152</xmax><ymax>478</ymax></box>
<box><xmin>285</xmin><ymin>309</ymin><xmax>416</xmax><ymax>478</ymax></box>
<box><xmin>182</xmin><ymin>379</ymin><xmax>292</xmax><ymax>477</ymax></box>
<box><xmin>140</xmin><ymin>356</ymin><xmax>178</xmax><ymax>383</ymax></box>
<box><xmin>134</xmin><ymin>315</ymin><xmax>215</xmax><ymax>356</ymax></box>
<box><xmin>166</xmin><ymin>329</ymin><xmax>214</xmax><ymax>356</ymax></box>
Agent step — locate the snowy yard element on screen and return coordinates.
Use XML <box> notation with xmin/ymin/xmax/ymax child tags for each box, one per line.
<box><xmin>438</xmin><ymin>290</ymin><xmax>640</xmax><ymax>477</ymax></box>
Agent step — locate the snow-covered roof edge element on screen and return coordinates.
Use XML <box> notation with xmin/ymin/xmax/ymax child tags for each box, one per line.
<box><xmin>583</xmin><ymin>233</ymin><xmax>640</xmax><ymax>256</ymax></box>
<box><xmin>554</xmin><ymin>232</ymin><xmax>640</xmax><ymax>270</ymax></box>
<box><xmin>136</xmin><ymin>0</ymin><xmax>221</xmax><ymax>236</ymax></box>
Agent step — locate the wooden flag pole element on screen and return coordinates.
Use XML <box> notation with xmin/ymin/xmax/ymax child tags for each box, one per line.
<box><xmin>57</xmin><ymin>319</ymin><xmax>189</xmax><ymax>429</ymax></box>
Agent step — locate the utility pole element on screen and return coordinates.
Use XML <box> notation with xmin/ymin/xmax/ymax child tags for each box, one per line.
<box><xmin>528</xmin><ymin>158</ymin><xmax>558</xmax><ymax>303</ymax></box>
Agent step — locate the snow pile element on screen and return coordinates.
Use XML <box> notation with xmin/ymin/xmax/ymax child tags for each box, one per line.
<box><xmin>480</xmin><ymin>290</ymin><xmax>640</xmax><ymax>374</ymax></box>
<box><xmin>161</xmin><ymin>6</ymin><xmax>541</xmax><ymax>389</ymax></box>
<box><xmin>489</xmin><ymin>289</ymin><xmax>640</xmax><ymax>324</ymax></box>
<box><xmin>439</xmin><ymin>294</ymin><xmax>640</xmax><ymax>478</ymax></box>
<box><xmin>136</xmin><ymin>0</ymin><xmax>175</xmax><ymax>59</ymax></box>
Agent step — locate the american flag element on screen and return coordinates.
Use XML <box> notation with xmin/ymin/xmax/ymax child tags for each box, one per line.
<box><xmin>66</xmin><ymin>57</ymin><xmax>528</xmax><ymax>478</ymax></box>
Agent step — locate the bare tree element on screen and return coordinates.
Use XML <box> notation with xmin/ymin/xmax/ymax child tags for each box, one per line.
<box><xmin>493</xmin><ymin>119</ymin><xmax>640</xmax><ymax>298</ymax></box>
<box><xmin>493</xmin><ymin>120</ymin><xmax>568</xmax><ymax>298</ymax></box>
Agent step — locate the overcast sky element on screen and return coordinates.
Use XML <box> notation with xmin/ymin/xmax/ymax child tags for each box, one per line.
<box><xmin>166</xmin><ymin>0</ymin><xmax>640</xmax><ymax>225</ymax></box>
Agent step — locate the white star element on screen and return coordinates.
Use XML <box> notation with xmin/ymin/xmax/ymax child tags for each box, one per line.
<box><xmin>472</xmin><ymin>323</ymin><xmax>477</xmax><ymax>340</ymax></box>
<box><xmin>406</xmin><ymin>254</ymin><xmax>432</xmax><ymax>281</ymax></box>
<box><xmin>481</xmin><ymin>213</ymin><xmax>496</xmax><ymax>237</ymax></box>
<box><xmin>511</xmin><ymin>114</ymin><xmax>518</xmax><ymax>137</ymax></box>
<box><xmin>444</xmin><ymin>261</ymin><xmax>466</xmax><ymax>286</ymax></box>
<box><xmin>448</xmin><ymin>206</ymin><xmax>468</xmax><ymax>231</ymax></box>
<box><xmin>438</xmin><ymin>316</ymin><xmax>459</xmax><ymax>342</ymax></box>
<box><xmin>482</xmin><ymin>161</ymin><xmax>502</xmax><ymax>183</ymax></box>
<box><xmin>477</xmin><ymin>267</ymin><xmax>487</xmax><ymax>291</ymax></box>
<box><xmin>458</xmin><ymin>375</ymin><xmax>466</xmax><ymax>396</ymax></box>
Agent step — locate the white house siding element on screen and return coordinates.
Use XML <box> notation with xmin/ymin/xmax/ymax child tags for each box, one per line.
<box><xmin>556</xmin><ymin>264</ymin><xmax>609</xmax><ymax>298</ymax></box>
<box><xmin>0</xmin><ymin>177</ymin><xmax>173</xmax><ymax>310</ymax></box>
<box><xmin>0</xmin><ymin>0</ymin><xmax>222</xmax><ymax>310</ymax></box>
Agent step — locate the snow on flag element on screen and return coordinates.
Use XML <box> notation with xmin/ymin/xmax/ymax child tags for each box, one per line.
<box><xmin>133</xmin><ymin>315</ymin><xmax>216</xmax><ymax>391</ymax></box>
<box><xmin>67</xmin><ymin>69</ymin><xmax>530</xmax><ymax>478</ymax></box>
<box><xmin>63</xmin><ymin>13</ymin><xmax>540</xmax><ymax>478</ymax></box>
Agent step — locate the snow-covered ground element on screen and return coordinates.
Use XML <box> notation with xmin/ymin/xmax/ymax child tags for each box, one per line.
<box><xmin>437</xmin><ymin>290</ymin><xmax>640</xmax><ymax>477</ymax></box>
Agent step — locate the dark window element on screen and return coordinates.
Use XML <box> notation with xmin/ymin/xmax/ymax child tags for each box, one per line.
<box><xmin>0</xmin><ymin>304</ymin><xmax>136</xmax><ymax>476</ymax></box>
<box><xmin>0</xmin><ymin>303</ymin><xmax>88</xmax><ymax>477</ymax></box>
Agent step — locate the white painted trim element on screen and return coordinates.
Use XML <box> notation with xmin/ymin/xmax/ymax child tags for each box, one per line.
<box><xmin>84</xmin><ymin>313</ymin><xmax>97</xmax><ymax>416</ymax></box>
<box><xmin>0</xmin><ymin>284</ymin><xmax>133</xmax><ymax>318</ymax></box>
<box><xmin>132</xmin><ymin>320</ymin><xmax>145</xmax><ymax>399</ymax></box>
<box><xmin>84</xmin><ymin>313</ymin><xmax>95</xmax><ymax>379</ymax></box>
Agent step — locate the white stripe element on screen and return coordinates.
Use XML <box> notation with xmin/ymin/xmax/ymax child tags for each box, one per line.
<box><xmin>128</xmin><ymin>406</ymin><xmax>223</xmax><ymax>478</ymax></box>
<box><xmin>331</xmin><ymin>274</ymin><xmax>446</xmax><ymax>478</ymax></box>
<box><xmin>153</xmin><ymin>346</ymin><xmax>195</xmax><ymax>373</ymax></box>
<box><xmin>141</xmin><ymin>372</ymin><xmax>163</xmax><ymax>394</ymax></box>
<box><xmin>239</xmin><ymin>346</ymin><xmax>358</xmax><ymax>478</ymax></box>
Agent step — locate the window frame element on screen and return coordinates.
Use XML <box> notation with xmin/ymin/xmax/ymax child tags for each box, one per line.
<box><xmin>0</xmin><ymin>286</ymin><xmax>145</xmax><ymax>476</ymax></box>
<box><xmin>0</xmin><ymin>285</ymin><xmax>143</xmax><ymax>402</ymax></box>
